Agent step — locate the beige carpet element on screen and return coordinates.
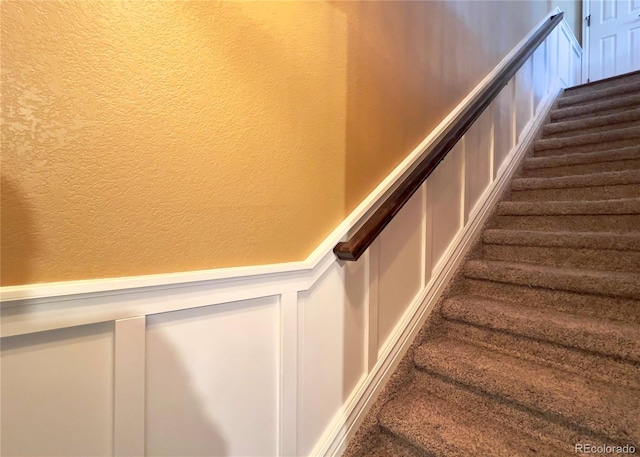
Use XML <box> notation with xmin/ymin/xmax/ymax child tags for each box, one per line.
<box><xmin>343</xmin><ymin>70</ymin><xmax>640</xmax><ymax>457</ymax></box>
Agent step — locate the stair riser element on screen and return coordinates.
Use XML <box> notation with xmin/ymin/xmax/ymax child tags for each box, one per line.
<box><xmin>522</xmin><ymin>159</ymin><xmax>640</xmax><ymax>178</ymax></box>
<box><xmin>484</xmin><ymin>244</ymin><xmax>640</xmax><ymax>273</ymax></box>
<box><xmin>463</xmin><ymin>278</ymin><xmax>640</xmax><ymax>323</ymax></box>
<box><xmin>368</xmin><ymin>432</ymin><xmax>425</xmax><ymax>457</ymax></box>
<box><xmin>534</xmin><ymin>139</ymin><xmax>640</xmax><ymax>157</ymax></box>
<box><xmin>510</xmin><ymin>184</ymin><xmax>640</xmax><ymax>201</ymax></box>
<box><xmin>494</xmin><ymin>214</ymin><xmax>640</xmax><ymax>232</ymax></box>
<box><xmin>563</xmin><ymin>71</ymin><xmax>640</xmax><ymax>97</ymax></box>
<box><xmin>439</xmin><ymin>320</ymin><xmax>640</xmax><ymax>389</ymax></box>
<box><xmin>543</xmin><ymin>120</ymin><xmax>640</xmax><ymax>139</ymax></box>
<box><xmin>550</xmin><ymin>98</ymin><xmax>640</xmax><ymax>122</ymax></box>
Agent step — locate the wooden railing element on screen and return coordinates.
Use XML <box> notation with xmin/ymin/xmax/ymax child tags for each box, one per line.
<box><xmin>334</xmin><ymin>12</ymin><xmax>564</xmax><ymax>261</ymax></box>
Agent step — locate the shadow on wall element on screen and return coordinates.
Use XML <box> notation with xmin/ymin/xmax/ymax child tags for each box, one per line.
<box><xmin>145</xmin><ymin>296</ymin><xmax>278</xmax><ymax>457</ymax></box>
<box><xmin>145</xmin><ymin>328</ymin><xmax>229</xmax><ymax>457</ymax></box>
<box><xmin>1</xmin><ymin>176</ymin><xmax>39</xmax><ymax>286</ymax></box>
<box><xmin>336</xmin><ymin>0</ymin><xmax>550</xmax><ymax>213</ymax></box>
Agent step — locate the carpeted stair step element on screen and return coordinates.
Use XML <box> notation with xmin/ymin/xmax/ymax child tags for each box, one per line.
<box><xmin>483</xmin><ymin>228</ymin><xmax>640</xmax><ymax>250</ymax></box>
<box><xmin>378</xmin><ymin>379</ymin><xmax>569</xmax><ymax>457</ymax></box>
<box><xmin>464</xmin><ymin>259</ymin><xmax>640</xmax><ymax>299</ymax></box>
<box><xmin>557</xmin><ymin>80</ymin><xmax>640</xmax><ymax>108</ymax></box>
<box><xmin>439</xmin><ymin>318</ymin><xmax>640</xmax><ymax>391</ymax></box>
<box><xmin>494</xmin><ymin>197</ymin><xmax>640</xmax><ymax>231</ymax></box>
<box><xmin>411</xmin><ymin>369</ymin><xmax>614</xmax><ymax>454</ymax></box>
<box><xmin>533</xmin><ymin>139</ymin><xmax>640</xmax><ymax>158</ymax></box>
<box><xmin>533</xmin><ymin>126</ymin><xmax>640</xmax><ymax>155</ymax></box>
<box><xmin>441</xmin><ymin>295</ymin><xmax>640</xmax><ymax>362</ymax></box>
<box><xmin>510</xmin><ymin>170</ymin><xmax>640</xmax><ymax>201</ymax></box>
<box><xmin>497</xmin><ymin>197</ymin><xmax>640</xmax><ymax>215</ymax></box>
<box><xmin>482</xmin><ymin>229</ymin><xmax>640</xmax><ymax>271</ymax></box>
<box><xmin>522</xmin><ymin>145</ymin><xmax>640</xmax><ymax>178</ymax></box>
<box><xmin>463</xmin><ymin>277</ymin><xmax>640</xmax><ymax>323</ymax></box>
<box><xmin>562</xmin><ymin>70</ymin><xmax>640</xmax><ymax>97</ymax></box>
<box><xmin>549</xmin><ymin>93</ymin><xmax>640</xmax><ymax>122</ymax></box>
<box><xmin>542</xmin><ymin>108</ymin><xmax>640</xmax><ymax>137</ymax></box>
<box><xmin>413</xmin><ymin>339</ymin><xmax>640</xmax><ymax>445</ymax></box>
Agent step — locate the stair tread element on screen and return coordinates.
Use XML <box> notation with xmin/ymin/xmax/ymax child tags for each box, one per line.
<box><xmin>534</xmin><ymin>125</ymin><xmax>640</xmax><ymax>152</ymax></box>
<box><xmin>413</xmin><ymin>339</ymin><xmax>640</xmax><ymax>443</ymax></box>
<box><xmin>512</xmin><ymin>169</ymin><xmax>640</xmax><ymax>190</ymax></box>
<box><xmin>379</xmin><ymin>380</ymin><xmax>569</xmax><ymax>457</ymax></box>
<box><xmin>482</xmin><ymin>229</ymin><xmax>640</xmax><ymax>250</ymax></box>
<box><xmin>441</xmin><ymin>295</ymin><xmax>640</xmax><ymax>362</ymax></box>
<box><xmin>497</xmin><ymin>197</ymin><xmax>640</xmax><ymax>215</ymax></box>
<box><xmin>523</xmin><ymin>145</ymin><xmax>640</xmax><ymax>170</ymax></box>
<box><xmin>464</xmin><ymin>259</ymin><xmax>640</xmax><ymax>299</ymax></box>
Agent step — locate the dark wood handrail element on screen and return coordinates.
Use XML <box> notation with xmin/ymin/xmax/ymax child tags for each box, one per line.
<box><xmin>334</xmin><ymin>12</ymin><xmax>564</xmax><ymax>261</ymax></box>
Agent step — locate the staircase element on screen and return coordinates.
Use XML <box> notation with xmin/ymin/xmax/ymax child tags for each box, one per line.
<box><xmin>344</xmin><ymin>71</ymin><xmax>640</xmax><ymax>457</ymax></box>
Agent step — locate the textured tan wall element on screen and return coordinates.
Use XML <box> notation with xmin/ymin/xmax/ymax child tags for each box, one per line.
<box><xmin>1</xmin><ymin>1</ymin><xmax>347</xmax><ymax>285</ymax></box>
<box><xmin>553</xmin><ymin>0</ymin><xmax>583</xmax><ymax>44</ymax></box>
<box><xmin>1</xmin><ymin>1</ymin><xmax>578</xmax><ymax>286</ymax></box>
<box><xmin>341</xmin><ymin>1</ymin><xmax>551</xmax><ymax>211</ymax></box>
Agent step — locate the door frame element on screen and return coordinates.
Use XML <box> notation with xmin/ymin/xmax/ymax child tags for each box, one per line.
<box><xmin>582</xmin><ymin>0</ymin><xmax>591</xmax><ymax>83</ymax></box>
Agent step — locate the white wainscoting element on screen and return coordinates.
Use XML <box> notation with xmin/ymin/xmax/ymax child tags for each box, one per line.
<box><xmin>0</xmin><ymin>10</ymin><xmax>580</xmax><ymax>457</ymax></box>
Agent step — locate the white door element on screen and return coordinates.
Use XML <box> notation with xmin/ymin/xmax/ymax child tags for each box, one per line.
<box><xmin>587</xmin><ymin>0</ymin><xmax>640</xmax><ymax>81</ymax></box>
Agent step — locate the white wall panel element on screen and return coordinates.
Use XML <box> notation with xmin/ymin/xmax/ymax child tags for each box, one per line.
<box><xmin>533</xmin><ymin>43</ymin><xmax>548</xmax><ymax>112</ymax></box>
<box><xmin>427</xmin><ymin>141</ymin><xmax>464</xmax><ymax>272</ymax></box>
<box><xmin>464</xmin><ymin>107</ymin><xmax>493</xmax><ymax>222</ymax></box>
<box><xmin>548</xmin><ymin>28</ymin><xmax>560</xmax><ymax>91</ymax></box>
<box><xmin>342</xmin><ymin>259</ymin><xmax>367</xmax><ymax>388</ymax></box>
<box><xmin>571</xmin><ymin>41</ymin><xmax>583</xmax><ymax>86</ymax></box>
<box><xmin>559</xmin><ymin>26</ymin><xmax>572</xmax><ymax>85</ymax></box>
<box><xmin>515</xmin><ymin>57</ymin><xmax>534</xmax><ymax>140</ymax></box>
<box><xmin>377</xmin><ymin>188</ymin><xmax>424</xmax><ymax>353</ymax></box>
<box><xmin>297</xmin><ymin>260</ymin><xmax>366</xmax><ymax>457</ymax></box>
<box><xmin>1</xmin><ymin>323</ymin><xmax>114</xmax><ymax>457</ymax></box>
<box><xmin>145</xmin><ymin>296</ymin><xmax>279</xmax><ymax>457</ymax></box>
<box><xmin>114</xmin><ymin>317</ymin><xmax>146</xmax><ymax>457</ymax></box>
<box><xmin>493</xmin><ymin>80</ymin><xmax>516</xmax><ymax>178</ymax></box>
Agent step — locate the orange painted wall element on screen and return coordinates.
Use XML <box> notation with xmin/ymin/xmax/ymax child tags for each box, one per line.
<box><xmin>1</xmin><ymin>0</ymin><xmax>348</xmax><ymax>285</ymax></box>
<box><xmin>1</xmin><ymin>1</ymin><xmax>578</xmax><ymax>286</ymax></box>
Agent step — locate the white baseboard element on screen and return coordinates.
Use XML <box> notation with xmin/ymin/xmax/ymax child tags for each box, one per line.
<box><xmin>310</xmin><ymin>82</ymin><xmax>563</xmax><ymax>457</ymax></box>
